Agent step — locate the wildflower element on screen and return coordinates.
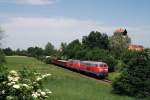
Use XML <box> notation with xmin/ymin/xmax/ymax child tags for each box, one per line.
<box><xmin>13</xmin><ymin>84</ymin><xmax>20</xmax><ymax>89</ymax></box>
<box><xmin>21</xmin><ymin>84</ymin><xmax>32</xmax><ymax>90</ymax></box>
<box><xmin>22</xmin><ymin>84</ymin><xmax>28</xmax><ymax>87</ymax></box>
<box><xmin>21</xmin><ymin>84</ymin><xmax>29</xmax><ymax>88</ymax></box>
<box><xmin>9</xmin><ymin>70</ymin><xmax>18</xmax><ymax>76</ymax></box>
<box><xmin>42</xmin><ymin>73</ymin><xmax>51</xmax><ymax>78</ymax></box>
<box><xmin>6</xmin><ymin>96</ymin><xmax>14</xmax><ymax>100</ymax></box>
<box><xmin>34</xmin><ymin>72</ymin><xmax>40</xmax><ymax>75</ymax></box>
<box><xmin>47</xmin><ymin>91</ymin><xmax>52</xmax><ymax>94</ymax></box>
<box><xmin>7</xmin><ymin>82</ymin><xmax>16</xmax><ymax>86</ymax></box>
<box><xmin>2</xmin><ymin>81</ymin><xmax>6</xmax><ymax>84</ymax></box>
<box><xmin>45</xmin><ymin>89</ymin><xmax>52</xmax><ymax>94</ymax></box>
<box><xmin>8</xmin><ymin>75</ymin><xmax>20</xmax><ymax>82</ymax></box>
<box><xmin>37</xmin><ymin>89</ymin><xmax>42</xmax><ymax>92</ymax></box>
<box><xmin>36</xmin><ymin>77</ymin><xmax>42</xmax><ymax>81</ymax></box>
<box><xmin>46</xmin><ymin>73</ymin><xmax>51</xmax><ymax>76</ymax></box>
<box><xmin>32</xmin><ymin>92</ymin><xmax>40</xmax><ymax>97</ymax></box>
<box><xmin>9</xmin><ymin>70</ymin><xmax>17</xmax><ymax>74</ymax></box>
<box><xmin>36</xmin><ymin>92</ymin><xmax>40</xmax><ymax>96</ymax></box>
<box><xmin>2</xmin><ymin>90</ymin><xmax>5</xmax><ymax>94</ymax></box>
<box><xmin>8</xmin><ymin>76</ymin><xmax>13</xmax><ymax>81</ymax></box>
<box><xmin>32</xmin><ymin>93</ymin><xmax>38</xmax><ymax>98</ymax></box>
<box><xmin>7</xmin><ymin>83</ymin><xmax>12</xmax><ymax>86</ymax></box>
<box><xmin>11</xmin><ymin>82</ymin><xmax>16</xmax><ymax>84</ymax></box>
<box><xmin>40</xmin><ymin>91</ymin><xmax>46</xmax><ymax>96</ymax></box>
<box><xmin>13</xmin><ymin>77</ymin><xmax>20</xmax><ymax>82</ymax></box>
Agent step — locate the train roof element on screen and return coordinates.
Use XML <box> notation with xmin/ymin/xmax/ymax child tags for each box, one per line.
<box><xmin>80</xmin><ymin>61</ymin><xmax>107</xmax><ymax>65</ymax></box>
<box><xmin>58</xmin><ymin>60</ymin><xmax>68</xmax><ymax>62</ymax></box>
<box><xmin>68</xmin><ymin>59</ymin><xmax>80</xmax><ymax>61</ymax></box>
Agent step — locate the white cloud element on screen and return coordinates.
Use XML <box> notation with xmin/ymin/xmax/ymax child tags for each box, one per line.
<box><xmin>4</xmin><ymin>17</ymin><xmax>96</xmax><ymax>29</ymax></box>
<box><xmin>2</xmin><ymin>17</ymin><xmax>100</xmax><ymax>49</ymax></box>
<box><xmin>2</xmin><ymin>17</ymin><xmax>150</xmax><ymax>49</ymax></box>
<box><xmin>17</xmin><ymin>0</ymin><xmax>56</xmax><ymax>5</ymax></box>
<box><xmin>0</xmin><ymin>0</ymin><xmax>57</xmax><ymax>5</ymax></box>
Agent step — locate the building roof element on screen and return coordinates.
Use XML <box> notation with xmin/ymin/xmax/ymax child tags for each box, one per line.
<box><xmin>114</xmin><ymin>28</ymin><xmax>125</xmax><ymax>33</ymax></box>
<box><xmin>128</xmin><ymin>44</ymin><xmax>144</xmax><ymax>48</ymax></box>
<box><xmin>114</xmin><ymin>28</ymin><xmax>127</xmax><ymax>35</ymax></box>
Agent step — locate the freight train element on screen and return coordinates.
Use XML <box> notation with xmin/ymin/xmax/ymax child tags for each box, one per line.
<box><xmin>51</xmin><ymin>59</ymin><xmax>108</xmax><ymax>78</ymax></box>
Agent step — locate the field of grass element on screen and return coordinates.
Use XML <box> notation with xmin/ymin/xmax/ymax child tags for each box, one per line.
<box><xmin>4</xmin><ymin>56</ymin><xmax>147</xmax><ymax>100</ymax></box>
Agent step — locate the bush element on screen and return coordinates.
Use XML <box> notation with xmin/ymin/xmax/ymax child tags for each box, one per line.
<box><xmin>121</xmin><ymin>50</ymin><xmax>139</xmax><ymax>65</ymax></box>
<box><xmin>115</xmin><ymin>60</ymin><xmax>126</xmax><ymax>71</ymax></box>
<box><xmin>113</xmin><ymin>51</ymin><xmax>150</xmax><ymax>98</ymax></box>
<box><xmin>0</xmin><ymin>67</ymin><xmax>52</xmax><ymax>100</ymax></box>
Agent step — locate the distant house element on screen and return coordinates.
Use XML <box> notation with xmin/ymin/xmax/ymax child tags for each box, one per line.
<box><xmin>114</xmin><ymin>28</ymin><xmax>127</xmax><ymax>36</ymax></box>
<box><xmin>128</xmin><ymin>44</ymin><xmax>144</xmax><ymax>51</ymax></box>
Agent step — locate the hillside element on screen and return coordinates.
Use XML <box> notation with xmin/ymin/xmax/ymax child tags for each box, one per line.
<box><xmin>4</xmin><ymin>56</ymin><xmax>145</xmax><ymax>100</ymax></box>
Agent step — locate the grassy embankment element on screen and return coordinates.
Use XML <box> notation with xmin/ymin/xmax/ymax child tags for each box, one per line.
<box><xmin>4</xmin><ymin>56</ymin><xmax>146</xmax><ymax>100</ymax></box>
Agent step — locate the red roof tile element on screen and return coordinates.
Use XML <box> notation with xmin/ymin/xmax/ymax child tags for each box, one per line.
<box><xmin>114</xmin><ymin>28</ymin><xmax>126</xmax><ymax>33</ymax></box>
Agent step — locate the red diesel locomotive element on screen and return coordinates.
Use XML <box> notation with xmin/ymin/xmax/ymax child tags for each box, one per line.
<box><xmin>51</xmin><ymin>59</ymin><xmax>108</xmax><ymax>78</ymax></box>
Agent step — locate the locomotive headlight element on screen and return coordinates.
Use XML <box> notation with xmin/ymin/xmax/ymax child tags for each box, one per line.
<box><xmin>97</xmin><ymin>67</ymin><xmax>102</xmax><ymax>72</ymax></box>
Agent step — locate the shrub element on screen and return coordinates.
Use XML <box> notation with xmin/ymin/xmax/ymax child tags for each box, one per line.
<box><xmin>115</xmin><ymin>60</ymin><xmax>126</xmax><ymax>71</ymax></box>
<box><xmin>113</xmin><ymin>51</ymin><xmax>150</xmax><ymax>98</ymax></box>
<box><xmin>0</xmin><ymin>67</ymin><xmax>52</xmax><ymax>100</ymax></box>
<box><xmin>121</xmin><ymin>50</ymin><xmax>139</xmax><ymax>65</ymax></box>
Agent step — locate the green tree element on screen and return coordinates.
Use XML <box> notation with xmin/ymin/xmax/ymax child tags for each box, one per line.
<box><xmin>3</xmin><ymin>47</ymin><xmax>14</xmax><ymax>56</ymax></box>
<box><xmin>113</xmin><ymin>51</ymin><xmax>150</xmax><ymax>98</ymax></box>
<box><xmin>15</xmin><ymin>49</ymin><xmax>27</xmax><ymax>56</ymax></box>
<box><xmin>59</xmin><ymin>42</ymin><xmax>68</xmax><ymax>59</ymax></box>
<box><xmin>60</xmin><ymin>42</ymin><xmax>67</xmax><ymax>54</ymax></box>
<box><xmin>44</xmin><ymin>42</ymin><xmax>54</xmax><ymax>56</ymax></box>
<box><xmin>75</xmin><ymin>49</ymin><xmax>87</xmax><ymax>60</ymax></box>
<box><xmin>27</xmin><ymin>47</ymin><xmax>44</xmax><ymax>58</ymax></box>
<box><xmin>66</xmin><ymin>39</ymin><xmax>83</xmax><ymax>59</ymax></box>
<box><xmin>121</xmin><ymin>50</ymin><xmax>139</xmax><ymax>65</ymax></box>
<box><xmin>109</xmin><ymin>30</ymin><xmax>131</xmax><ymax>59</ymax></box>
<box><xmin>82</xmin><ymin>31</ymin><xmax>109</xmax><ymax>49</ymax></box>
<box><xmin>83</xmin><ymin>48</ymin><xmax>117</xmax><ymax>72</ymax></box>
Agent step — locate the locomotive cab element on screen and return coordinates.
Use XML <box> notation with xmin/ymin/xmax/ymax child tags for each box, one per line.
<box><xmin>96</xmin><ymin>63</ymin><xmax>108</xmax><ymax>77</ymax></box>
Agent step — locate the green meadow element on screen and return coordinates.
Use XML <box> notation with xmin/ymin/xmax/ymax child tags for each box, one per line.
<box><xmin>4</xmin><ymin>56</ymin><xmax>147</xmax><ymax>100</ymax></box>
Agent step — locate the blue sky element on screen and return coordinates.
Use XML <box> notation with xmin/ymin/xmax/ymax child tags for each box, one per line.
<box><xmin>0</xmin><ymin>0</ymin><xmax>150</xmax><ymax>49</ymax></box>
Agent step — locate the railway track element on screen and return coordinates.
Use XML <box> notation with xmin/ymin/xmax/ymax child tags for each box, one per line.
<box><xmin>70</xmin><ymin>69</ymin><xmax>113</xmax><ymax>84</ymax></box>
<box><xmin>101</xmin><ymin>79</ymin><xmax>112</xmax><ymax>83</ymax></box>
<box><xmin>52</xmin><ymin>63</ymin><xmax>112</xmax><ymax>84</ymax></box>
<box><xmin>80</xmin><ymin>74</ymin><xmax>112</xmax><ymax>84</ymax></box>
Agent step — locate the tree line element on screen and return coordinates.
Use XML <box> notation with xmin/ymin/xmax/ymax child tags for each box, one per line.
<box><xmin>2</xmin><ymin>42</ymin><xmax>55</xmax><ymax>59</ymax></box>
